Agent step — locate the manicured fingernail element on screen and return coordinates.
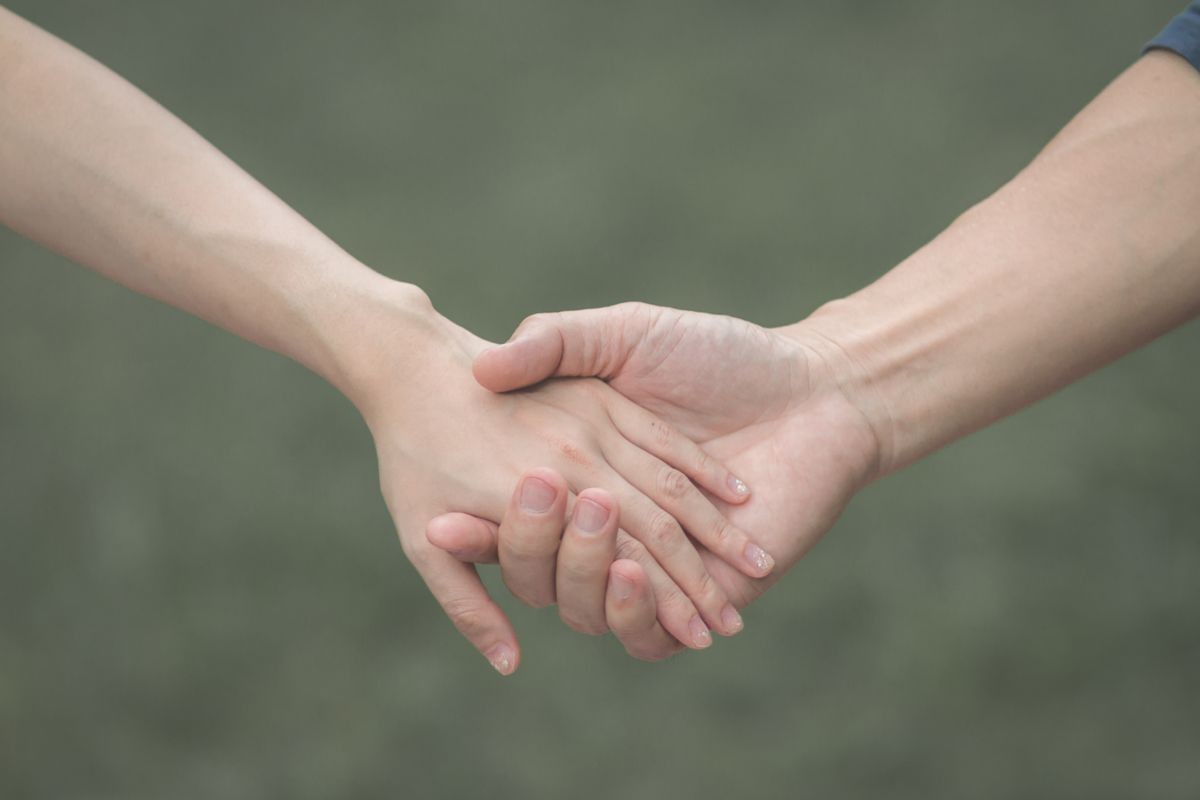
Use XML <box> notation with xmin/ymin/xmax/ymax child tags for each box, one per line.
<box><xmin>744</xmin><ymin>543</ymin><xmax>775</xmax><ymax>575</ymax></box>
<box><xmin>721</xmin><ymin>605</ymin><xmax>744</xmax><ymax>634</ymax></box>
<box><xmin>573</xmin><ymin>498</ymin><xmax>609</xmax><ymax>533</ymax></box>
<box><xmin>610</xmin><ymin>571</ymin><xmax>635</xmax><ymax>601</ymax></box>
<box><xmin>727</xmin><ymin>475</ymin><xmax>750</xmax><ymax>497</ymax></box>
<box><xmin>487</xmin><ymin>643</ymin><xmax>516</xmax><ymax>676</ymax></box>
<box><xmin>689</xmin><ymin>615</ymin><xmax>712</xmax><ymax>648</ymax></box>
<box><xmin>519</xmin><ymin>476</ymin><xmax>557</xmax><ymax>513</ymax></box>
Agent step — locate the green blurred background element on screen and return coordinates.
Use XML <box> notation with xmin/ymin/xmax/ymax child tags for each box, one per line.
<box><xmin>2</xmin><ymin>1</ymin><xmax>1198</xmax><ymax>797</ymax></box>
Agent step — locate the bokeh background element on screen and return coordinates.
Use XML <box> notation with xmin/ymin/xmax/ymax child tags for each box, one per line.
<box><xmin>2</xmin><ymin>1</ymin><xmax>1197</xmax><ymax>797</ymax></box>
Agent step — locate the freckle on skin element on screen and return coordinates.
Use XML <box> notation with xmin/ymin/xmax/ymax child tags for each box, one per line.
<box><xmin>556</xmin><ymin>440</ymin><xmax>589</xmax><ymax>465</ymax></box>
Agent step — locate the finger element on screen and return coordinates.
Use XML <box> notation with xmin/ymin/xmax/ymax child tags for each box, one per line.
<box><xmin>606</xmin><ymin>558</ymin><xmax>685</xmax><ymax>662</ymax></box>
<box><xmin>426</xmin><ymin>512</ymin><xmax>499</xmax><ymax>563</ymax></box>
<box><xmin>472</xmin><ymin>304</ymin><xmax>652</xmax><ymax>393</ymax></box>
<box><xmin>498</xmin><ymin>468</ymin><xmax>570</xmax><ymax>608</ymax></box>
<box><xmin>604</xmin><ymin>435</ymin><xmax>774</xmax><ymax>585</ymax></box>
<box><xmin>410</xmin><ymin>537</ymin><xmax>520</xmax><ymax>676</ymax></box>
<box><xmin>613</xmin><ymin>530</ymin><xmax>712</xmax><ymax>651</ymax></box>
<box><xmin>600</xmin><ymin>470</ymin><xmax>728</xmax><ymax>643</ymax></box>
<box><xmin>606</xmin><ymin>397</ymin><xmax>751</xmax><ymax>505</ymax></box>
<box><xmin>555</xmin><ymin>489</ymin><xmax>618</xmax><ymax>636</ymax></box>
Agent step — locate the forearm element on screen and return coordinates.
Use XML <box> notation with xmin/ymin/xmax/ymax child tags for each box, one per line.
<box><xmin>796</xmin><ymin>51</ymin><xmax>1200</xmax><ymax>474</ymax></box>
<box><xmin>0</xmin><ymin>7</ymin><xmax>423</xmax><ymax>397</ymax></box>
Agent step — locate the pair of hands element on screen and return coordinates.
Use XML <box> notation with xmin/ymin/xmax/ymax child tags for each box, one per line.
<box><xmin>358</xmin><ymin>295</ymin><xmax>882</xmax><ymax>672</ymax></box>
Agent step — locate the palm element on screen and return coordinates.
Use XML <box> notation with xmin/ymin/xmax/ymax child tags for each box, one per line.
<box><xmin>594</xmin><ymin>305</ymin><xmax>877</xmax><ymax>607</ymax></box>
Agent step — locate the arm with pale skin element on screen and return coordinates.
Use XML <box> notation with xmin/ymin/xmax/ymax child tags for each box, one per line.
<box><xmin>0</xmin><ymin>7</ymin><xmax>782</xmax><ymax>673</ymax></box>
<box><xmin>433</xmin><ymin>50</ymin><xmax>1200</xmax><ymax>660</ymax></box>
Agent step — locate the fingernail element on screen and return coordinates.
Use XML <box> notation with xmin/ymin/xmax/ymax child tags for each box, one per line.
<box><xmin>689</xmin><ymin>615</ymin><xmax>712</xmax><ymax>648</ymax></box>
<box><xmin>519</xmin><ymin>476</ymin><xmax>557</xmax><ymax>513</ymax></box>
<box><xmin>487</xmin><ymin>643</ymin><xmax>516</xmax><ymax>676</ymax></box>
<box><xmin>721</xmin><ymin>605</ymin><xmax>744</xmax><ymax>634</ymax></box>
<box><xmin>573</xmin><ymin>498</ymin><xmax>609</xmax><ymax>533</ymax></box>
<box><xmin>610</xmin><ymin>571</ymin><xmax>635</xmax><ymax>601</ymax></box>
<box><xmin>727</xmin><ymin>475</ymin><xmax>750</xmax><ymax>497</ymax></box>
<box><xmin>744</xmin><ymin>543</ymin><xmax>775</xmax><ymax>575</ymax></box>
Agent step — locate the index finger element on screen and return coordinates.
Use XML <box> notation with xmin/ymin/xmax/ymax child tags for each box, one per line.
<box><xmin>408</xmin><ymin>536</ymin><xmax>521</xmax><ymax>676</ymax></box>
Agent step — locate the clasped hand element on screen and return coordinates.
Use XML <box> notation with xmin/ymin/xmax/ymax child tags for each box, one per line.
<box><xmin>386</xmin><ymin>301</ymin><xmax>881</xmax><ymax>672</ymax></box>
<box><xmin>353</xmin><ymin>295</ymin><xmax>802</xmax><ymax>673</ymax></box>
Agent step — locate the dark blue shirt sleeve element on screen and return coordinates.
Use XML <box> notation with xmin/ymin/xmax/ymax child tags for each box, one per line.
<box><xmin>1145</xmin><ymin>2</ymin><xmax>1200</xmax><ymax>73</ymax></box>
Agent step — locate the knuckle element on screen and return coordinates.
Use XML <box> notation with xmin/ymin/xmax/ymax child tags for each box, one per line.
<box><xmin>397</xmin><ymin>534</ymin><xmax>419</xmax><ymax>564</ymax></box>
<box><xmin>614</xmin><ymin>536</ymin><xmax>645</xmax><ymax>563</ymax></box>
<box><xmin>615</xmin><ymin>300</ymin><xmax>652</xmax><ymax>323</ymax></box>
<box><xmin>400</xmin><ymin>535</ymin><xmax>433</xmax><ymax>569</ymax></box>
<box><xmin>527</xmin><ymin>593</ymin><xmax>555</xmax><ymax>609</ymax></box>
<box><xmin>504</xmin><ymin>577</ymin><xmax>554</xmax><ymax>609</ymax></box>
<box><xmin>710</xmin><ymin>516</ymin><xmax>735</xmax><ymax>547</ymax></box>
<box><xmin>558</xmin><ymin>558</ymin><xmax>598</xmax><ymax>584</ymax></box>
<box><xmin>559</xmin><ymin>609</ymin><xmax>607</xmax><ymax>636</ymax></box>
<box><xmin>626</xmin><ymin>641</ymin><xmax>680</xmax><ymax>663</ymax></box>
<box><xmin>654</xmin><ymin>584</ymin><xmax>687</xmax><ymax>614</ymax></box>
<box><xmin>645</xmin><ymin>510</ymin><xmax>684</xmax><ymax>552</ymax></box>
<box><xmin>518</xmin><ymin>590</ymin><xmax>555</xmax><ymax>610</ymax></box>
<box><xmin>504</xmin><ymin>533</ymin><xmax>561</xmax><ymax>561</ymax></box>
<box><xmin>692</xmin><ymin>569</ymin><xmax>722</xmax><ymax>606</ymax></box>
<box><xmin>442</xmin><ymin>596</ymin><xmax>490</xmax><ymax>640</ymax></box>
<box><xmin>517</xmin><ymin>312</ymin><xmax>551</xmax><ymax>333</ymax></box>
<box><xmin>656</xmin><ymin>467</ymin><xmax>691</xmax><ymax>500</ymax></box>
<box><xmin>649</xmin><ymin>418</ymin><xmax>675</xmax><ymax>451</ymax></box>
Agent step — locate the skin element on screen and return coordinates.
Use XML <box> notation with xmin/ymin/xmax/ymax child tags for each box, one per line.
<box><xmin>0</xmin><ymin>7</ymin><xmax>784</xmax><ymax>674</ymax></box>
<box><xmin>434</xmin><ymin>308</ymin><xmax>875</xmax><ymax>660</ymax></box>
<box><xmin>430</xmin><ymin>475</ymin><xmax>694</xmax><ymax>661</ymax></box>
<box><xmin>433</xmin><ymin>50</ymin><xmax>1200</xmax><ymax>662</ymax></box>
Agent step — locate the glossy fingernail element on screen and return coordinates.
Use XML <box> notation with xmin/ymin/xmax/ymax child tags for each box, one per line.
<box><xmin>519</xmin><ymin>476</ymin><xmax>557</xmax><ymax>513</ymax></box>
<box><xmin>744</xmin><ymin>542</ymin><xmax>775</xmax><ymax>575</ymax></box>
<box><xmin>573</xmin><ymin>498</ymin><xmax>609</xmax><ymax>533</ymax></box>
<box><xmin>721</xmin><ymin>605</ymin><xmax>744</xmax><ymax>634</ymax></box>
<box><xmin>689</xmin><ymin>615</ymin><xmax>712</xmax><ymax>648</ymax></box>
<box><xmin>727</xmin><ymin>475</ymin><xmax>750</xmax><ymax>497</ymax></box>
<box><xmin>610</xmin><ymin>571</ymin><xmax>635</xmax><ymax>601</ymax></box>
<box><xmin>486</xmin><ymin>643</ymin><xmax>516</xmax><ymax>676</ymax></box>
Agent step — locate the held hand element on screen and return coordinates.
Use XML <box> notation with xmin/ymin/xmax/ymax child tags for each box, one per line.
<box><xmin>436</xmin><ymin>303</ymin><xmax>881</xmax><ymax>659</ymax></box>
<box><xmin>350</xmin><ymin>292</ymin><xmax>773</xmax><ymax>672</ymax></box>
<box><xmin>429</xmin><ymin>470</ymin><xmax>683</xmax><ymax>661</ymax></box>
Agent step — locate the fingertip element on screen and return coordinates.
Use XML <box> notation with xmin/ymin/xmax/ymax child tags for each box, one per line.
<box><xmin>608</xmin><ymin>558</ymin><xmax>644</xmax><ymax>602</ymax></box>
<box><xmin>724</xmin><ymin>474</ymin><xmax>752</xmax><ymax>504</ymax></box>
<box><xmin>484</xmin><ymin>641</ymin><xmax>520</xmax><ymax>676</ymax></box>
<box><xmin>425</xmin><ymin>513</ymin><xmax>498</xmax><ymax>563</ymax></box>
<box><xmin>425</xmin><ymin>513</ymin><xmax>470</xmax><ymax>550</ymax></box>
<box><xmin>576</xmin><ymin>487</ymin><xmax>616</xmax><ymax>511</ymax></box>
<box><xmin>572</xmin><ymin>488</ymin><xmax>618</xmax><ymax>535</ymax></box>
<box><xmin>741</xmin><ymin>542</ymin><xmax>776</xmax><ymax>578</ymax></box>
<box><xmin>514</xmin><ymin>467</ymin><xmax>569</xmax><ymax>518</ymax></box>
<box><xmin>471</xmin><ymin>345</ymin><xmax>513</xmax><ymax>392</ymax></box>
<box><xmin>472</xmin><ymin>329</ymin><xmax>560</xmax><ymax>393</ymax></box>
<box><xmin>702</xmin><ymin>470</ymin><xmax>751</xmax><ymax>505</ymax></box>
<box><xmin>521</xmin><ymin>466</ymin><xmax>570</xmax><ymax>495</ymax></box>
<box><xmin>605</xmin><ymin>559</ymin><xmax>681</xmax><ymax>662</ymax></box>
<box><xmin>611</xmin><ymin>557</ymin><xmax>643</xmax><ymax>578</ymax></box>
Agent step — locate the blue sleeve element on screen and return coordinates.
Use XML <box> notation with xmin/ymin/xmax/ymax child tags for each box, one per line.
<box><xmin>1145</xmin><ymin>2</ymin><xmax>1200</xmax><ymax>73</ymax></box>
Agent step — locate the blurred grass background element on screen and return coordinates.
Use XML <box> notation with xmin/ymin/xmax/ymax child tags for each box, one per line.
<box><xmin>2</xmin><ymin>1</ymin><xmax>1198</xmax><ymax>797</ymax></box>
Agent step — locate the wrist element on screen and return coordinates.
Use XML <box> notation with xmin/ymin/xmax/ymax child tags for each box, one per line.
<box><xmin>773</xmin><ymin>309</ymin><xmax>895</xmax><ymax>485</ymax></box>
<box><xmin>289</xmin><ymin>264</ymin><xmax>451</xmax><ymax>411</ymax></box>
<box><xmin>777</xmin><ymin>298</ymin><xmax>902</xmax><ymax>481</ymax></box>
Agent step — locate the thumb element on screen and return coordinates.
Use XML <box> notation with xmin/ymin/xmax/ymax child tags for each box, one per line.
<box><xmin>472</xmin><ymin>304</ymin><xmax>647</xmax><ymax>393</ymax></box>
<box><xmin>427</xmin><ymin>512</ymin><xmax>500</xmax><ymax>563</ymax></box>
